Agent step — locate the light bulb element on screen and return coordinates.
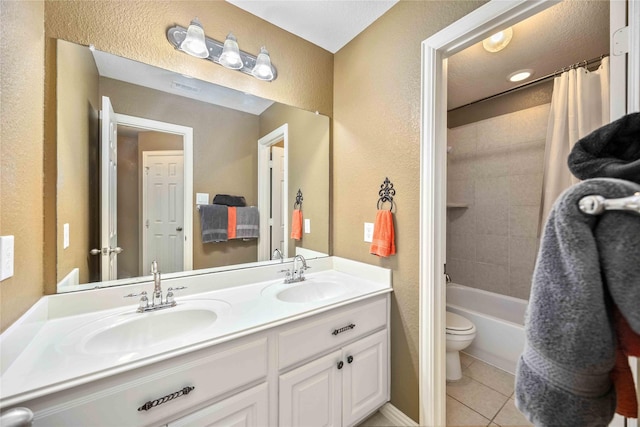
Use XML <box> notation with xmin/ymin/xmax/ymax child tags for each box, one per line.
<box><xmin>251</xmin><ymin>47</ymin><xmax>274</xmax><ymax>81</ymax></box>
<box><xmin>181</xmin><ymin>18</ymin><xmax>209</xmax><ymax>58</ymax></box>
<box><xmin>219</xmin><ymin>33</ymin><xmax>243</xmax><ymax>70</ymax></box>
<box><xmin>482</xmin><ymin>27</ymin><xmax>513</xmax><ymax>53</ymax></box>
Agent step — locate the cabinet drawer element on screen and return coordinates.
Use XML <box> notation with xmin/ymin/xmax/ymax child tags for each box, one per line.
<box><xmin>278</xmin><ymin>296</ymin><xmax>387</xmax><ymax>370</ymax></box>
<box><xmin>29</xmin><ymin>336</ymin><xmax>268</xmax><ymax>427</ymax></box>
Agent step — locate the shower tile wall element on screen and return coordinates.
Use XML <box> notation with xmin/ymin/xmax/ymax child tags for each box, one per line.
<box><xmin>446</xmin><ymin>103</ymin><xmax>550</xmax><ymax>300</ymax></box>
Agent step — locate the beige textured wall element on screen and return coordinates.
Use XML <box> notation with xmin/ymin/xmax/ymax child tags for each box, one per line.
<box><xmin>99</xmin><ymin>78</ymin><xmax>260</xmax><ymax>272</ymax></box>
<box><xmin>56</xmin><ymin>39</ymin><xmax>100</xmax><ymax>284</ymax></box>
<box><xmin>44</xmin><ymin>1</ymin><xmax>333</xmax><ymax>117</ymax></box>
<box><xmin>259</xmin><ymin>104</ymin><xmax>330</xmax><ymax>257</ymax></box>
<box><xmin>333</xmin><ymin>1</ymin><xmax>486</xmax><ymax>420</ymax></box>
<box><xmin>0</xmin><ymin>1</ymin><xmax>45</xmax><ymax>332</ymax></box>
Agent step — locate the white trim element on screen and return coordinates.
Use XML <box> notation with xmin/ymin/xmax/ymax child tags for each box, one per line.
<box><xmin>115</xmin><ymin>113</ymin><xmax>193</xmax><ymax>272</ymax></box>
<box><xmin>378</xmin><ymin>403</ymin><xmax>418</xmax><ymax>426</ymax></box>
<box><xmin>629</xmin><ymin>0</ymin><xmax>640</xmax><ymax>114</ymax></box>
<box><xmin>257</xmin><ymin>124</ymin><xmax>289</xmax><ymax>261</ymax></box>
<box><xmin>610</xmin><ymin>0</ymin><xmax>627</xmax><ymax>121</ymax></box>
<box><xmin>419</xmin><ymin>1</ymin><xmax>558</xmax><ymax>425</ymax></box>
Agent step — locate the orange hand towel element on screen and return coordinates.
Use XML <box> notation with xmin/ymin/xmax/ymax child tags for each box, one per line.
<box><xmin>291</xmin><ymin>209</ymin><xmax>302</xmax><ymax>240</ymax></box>
<box><xmin>370</xmin><ymin>210</ymin><xmax>395</xmax><ymax>257</ymax></box>
<box><xmin>611</xmin><ymin>306</ymin><xmax>640</xmax><ymax>418</ymax></box>
<box><xmin>227</xmin><ymin>207</ymin><xmax>237</xmax><ymax>239</ymax></box>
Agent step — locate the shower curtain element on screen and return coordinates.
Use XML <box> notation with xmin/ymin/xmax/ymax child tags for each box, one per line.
<box><xmin>539</xmin><ymin>57</ymin><xmax>610</xmax><ymax>233</ymax></box>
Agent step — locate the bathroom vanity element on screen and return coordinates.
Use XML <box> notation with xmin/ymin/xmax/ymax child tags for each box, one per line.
<box><xmin>0</xmin><ymin>257</ymin><xmax>391</xmax><ymax>426</ymax></box>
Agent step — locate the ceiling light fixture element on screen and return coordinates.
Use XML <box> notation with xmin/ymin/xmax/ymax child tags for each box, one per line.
<box><xmin>167</xmin><ymin>19</ymin><xmax>278</xmax><ymax>81</ymax></box>
<box><xmin>482</xmin><ymin>27</ymin><xmax>513</xmax><ymax>53</ymax></box>
<box><xmin>508</xmin><ymin>69</ymin><xmax>534</xmax><ymax>82</ymax></box>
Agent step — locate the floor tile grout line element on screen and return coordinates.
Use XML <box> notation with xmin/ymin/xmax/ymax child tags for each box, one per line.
<box><xmin>451</xmin><ymin>372</ymin><xmax>514</xmax><ymax>400</ymax></box>
<box><xmin>488</xmin><ymin>397</ymin><xmax>511</xmax><ymax>426</ymax></box>
<box><xmin>447</xmin><ymin>394</ymin><xmax>493</xmax><ymax>425</ymax></box>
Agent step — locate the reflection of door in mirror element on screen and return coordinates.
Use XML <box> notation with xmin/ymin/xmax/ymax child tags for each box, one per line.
<box><xmin>100</xmin><ymin>96</ymin><xmax>119</xmax><ymax>281</ymax></box>
<box><xmin>270</xmin><ymin>145</ymin><xmax>285</xmax><ymax>258</ymax></box>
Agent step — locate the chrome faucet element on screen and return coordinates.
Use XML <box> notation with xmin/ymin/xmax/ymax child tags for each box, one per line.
<box><xmin>280</xmin><ymin>255</ymin><xmax>310</xmax><ymax>284</ymax></box>
<box><xmin>272</xmin><ymin>249</ymin><xmax>283</xmax><ymax>263</ymax></box>
<box><xmin>124</xmin><ymin>260</ymin><xmax>187</xmax><ymax>312</ymax></box>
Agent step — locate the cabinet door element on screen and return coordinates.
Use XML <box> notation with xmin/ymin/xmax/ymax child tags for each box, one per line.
<box><xmin>168</xmin><ymin>383</ymin><xmax>268</xmax><ymax>427</ymax></box>
<box><xmin>342</xmin><ymin>329</ymin><xmax>388</xmax><ymax>427</ymax></box>
<box><xmin>279</xmin><ymin>350</ymin><xmax>342</xmax><ymax>427</ymax></box>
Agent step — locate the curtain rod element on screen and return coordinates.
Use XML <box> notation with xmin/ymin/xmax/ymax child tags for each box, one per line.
<box><xmin>449</xmin><ymin>54</ymin><xmax>609</xmax><ymax>112</ymax></box>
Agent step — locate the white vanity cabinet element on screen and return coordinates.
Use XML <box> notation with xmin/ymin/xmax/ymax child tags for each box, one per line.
<box><xmin>278</xmin><ymin>296</ymin><xmax>389</xmax><ymax>427</ymax></box>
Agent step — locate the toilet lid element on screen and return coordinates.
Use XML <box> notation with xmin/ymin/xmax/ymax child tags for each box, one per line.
<box><xmin>446</xmin><ymin>312</ymin><xmax>474</xmax><ymax>332</ymax></box>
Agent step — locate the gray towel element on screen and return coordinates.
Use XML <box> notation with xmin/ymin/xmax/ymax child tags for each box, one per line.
<box><xmin>199</xmin><ymin>204</ymin><xmax>228</xmax><ymax>243</ymax></box>
<box><xmin>515</xmin><ymin>178</ymin><xmax>640</xmax><ymax>427</ymax></box>
<box><xmin>568</xmin><ymin>112</ymin><xmax>640</xmax><ymax>181</ymax></box>
<box><xmin>236</xmin><ymin>206</ymin><xmax>259</xmax><ymax>239</ymax></box>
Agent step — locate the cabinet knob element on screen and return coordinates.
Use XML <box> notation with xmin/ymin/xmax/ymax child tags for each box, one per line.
<box><xmin>347</xmin><ymin>355</ymin><xmax>354</xmax><ymax>364</ymax></box>
<box><xmin>337</xmin><ymin>361</ymin><xmax>344</xmax><ymax>370</ymax></box>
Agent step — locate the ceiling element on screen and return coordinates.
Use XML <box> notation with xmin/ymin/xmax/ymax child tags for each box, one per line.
<box><xmin>225</xmin><ymin>1</ymin><xmax>609</xmax><ymax>110</ymax></box>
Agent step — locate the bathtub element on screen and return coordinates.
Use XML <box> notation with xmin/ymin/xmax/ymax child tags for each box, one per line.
<box><xmin>446</xmin><ymin>283</ymin><xmax>528</xmax><ymax>374</ymax></box>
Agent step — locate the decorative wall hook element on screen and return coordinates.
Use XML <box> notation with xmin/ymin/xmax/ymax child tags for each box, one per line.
<box><xmin>377</xmin><ymin>177</ymin><xmax>396</xmax><ymax>211</ymax></box>
<box><xmin>294</xmin><ymin>189</ymin><xmax>303</xmax><ymax>209</ymax></box>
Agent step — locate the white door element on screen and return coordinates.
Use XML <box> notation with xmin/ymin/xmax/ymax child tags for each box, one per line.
<box><xmin>100</xmin><ymin>96</ymin><xmax>119</xmax><ymax>281</ymax></box>
<box><xmin>167</xmin><ymin>383</ymin><xmax>269</xmax><ymax>427</ymax></box>
<box><xmin>279</xmin><ymin>349</ymin><xmax>343</xmax><ymax>427</ymax></box>
<box><xmin>142</xmin><ymin>151</ymin><xmax>184</xmax><ymax>275</ymax></box>
<box><xmin>271</xmin><ymin>146</ymin><xmax>285</xmax><ymax>258</ymax></box>
<box><xmin>342</xmin><ymin>330</ymin><xmax>388</xmax><ymax>427</ymax></box>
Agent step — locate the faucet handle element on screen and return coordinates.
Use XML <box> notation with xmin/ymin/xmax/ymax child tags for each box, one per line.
<box><xmin>124</xmin><ymin>290</ymin><xmax>148</xmax><ymax>298</ymax></box>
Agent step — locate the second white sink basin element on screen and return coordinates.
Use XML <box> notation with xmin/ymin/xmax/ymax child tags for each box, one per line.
<box><xmin>262</xmin><ymin>278</ymin><xmax>348</xmax><ymax>303</ymax></box>
<box><xmin>61</xmin><ymin>300</ymin><xmax>230</xmax><ymax>355</ymax></box>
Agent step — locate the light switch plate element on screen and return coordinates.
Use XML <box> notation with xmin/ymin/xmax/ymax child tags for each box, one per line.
<box><xmin>304</xmin><ymin>219</ymin><xmax>311</xmax><ymax>234</ymax></box>
<box><xmin>0</xmin><ymin>235</ymin><xmax>15</xmax><ymax>281</ymax></box>
<box><xmin>196</xmin><ymin>193</ymin><xmax>210</xmax><ymax>205</ymax></box>
<box><xmin>63</xmin><ymin>223</ymin><xmax>70</xmax><ymax>249</ymax></box>
<box><xmin>364</xmin><ymin>223</ymin><xmax>374</xmax><ymax>243</ymax></box>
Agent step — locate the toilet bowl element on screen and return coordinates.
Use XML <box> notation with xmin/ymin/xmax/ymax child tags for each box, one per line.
<box><xmin>446</xmin><ymin>311</ymin><xmax>476</xmax><ymax>381</ymax></box>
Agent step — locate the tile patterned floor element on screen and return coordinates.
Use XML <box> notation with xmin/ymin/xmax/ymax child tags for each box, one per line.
<box><xmin>446</xmin><ymin>353</ymin><xmax>533</xmax><ymax>427</ymax></box>
<box><xmin>357</xmin><ymin>411</ymin><xmax>397</xmax><ymax>427</ymax></box>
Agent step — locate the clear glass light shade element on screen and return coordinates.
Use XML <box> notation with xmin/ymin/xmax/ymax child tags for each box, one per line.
<box><xmin>219</xmin><ymin>33</ymin><xmax>243</xmax><ymax>69</ymax></box>
<box><xmin>251</xmin><ymin>47</ymin><xmax>274</xmax><ymax>81</ymax></box>
<box><xmin>482</xmin><ymin>27</ymin><xmax>513</xmax><ymax>53</ymax></box>
<box><xmin>181</xmin><ymin>18</ymin><xmax>209</xmax><ymax>58</ymax></box>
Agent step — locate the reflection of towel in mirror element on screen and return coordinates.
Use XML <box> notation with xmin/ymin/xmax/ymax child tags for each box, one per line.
<box><xmin>227</xmin><ymin>207</ymin><xmax>237</xmax><ymax>239</ymax></box>
<box><xmin>370</xmin><ymin>210</ymin><xmax>395</xmax><ymax>257</ymax></box>
<box><xmin>291</xmin><ymin>209</ymin><xmax>302</xmax><ymax>240</ymax></box>
<box><xmin>199</xmin><ymin>204</ymin><xmax>228</xmax><ymax>243</ymax></box>
<box><xmin>213</xmin><ymin>194</ymin><xmax>247</xmax><ymax>207</ymax></box>
<box><xmin>236</xmin><ymin>207</ymin><xmax>259</xmax><ymax>239</ymax></box>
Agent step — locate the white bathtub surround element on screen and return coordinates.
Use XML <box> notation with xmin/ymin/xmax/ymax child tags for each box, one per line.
<box><xmin>0</xmin><ymin>256</ymin><xmax>391</xmax><ymax>413</ymax></box>
<box><xmin>446</xmin><ymin>283</ymin><xmax>526</xmax><ymax>374</ymax></box>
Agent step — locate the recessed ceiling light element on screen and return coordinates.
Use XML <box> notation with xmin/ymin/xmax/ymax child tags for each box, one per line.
<box><xmin>482</xmin><ymin>27</ymin><xmax>513</xmax><ymax>53</ymax></box>
<box><xmin>508</xmin><ymin>69</ymin><xmax>534</xmax><ymax>82</ymax></box>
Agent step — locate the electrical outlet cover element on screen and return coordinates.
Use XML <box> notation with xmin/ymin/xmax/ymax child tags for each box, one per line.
<box><xmin>0</xmin><ymin>235</ymin><xmax>15</xmax><ymax>281</ymax></box>
<box><xmin>364</xmin><ymin>223</ymin><xmax>374</xmax><ymax>243</ymax></box>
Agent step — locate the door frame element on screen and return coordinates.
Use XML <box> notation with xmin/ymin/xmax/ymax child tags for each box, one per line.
<box><xmin>257</xmin><ymin>124</ymin><xmax>289</xmax><ymax>262</ymax></box>
<box><xmin>141</xmin><ymin>150</ymin><xmax>185</xmax><ymax>275</ymax></box>
<box><xmin>116</xmin><ymin>113</ymin><xmax>194</xmax><ymax>272</ymax></box>
<box><xmin>420</xmin><ymin>0</ymin><xmax>640</xmax><ymax>424</ymax></box>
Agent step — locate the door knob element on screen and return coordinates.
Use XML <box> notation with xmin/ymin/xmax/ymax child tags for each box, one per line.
<box><xmin>89</xmin><ymin>248</ymin><xmax>102</xmax><ymax>255</ymax></box>
<box><xmin>109</xmin><ymin>246</ymin><xmax>123</xmax><ymax>254</ymax></box>
<box><xmin>176</xmin><ymin>226</ymin><xmax>183</xmax><ymax>232</ymax></box>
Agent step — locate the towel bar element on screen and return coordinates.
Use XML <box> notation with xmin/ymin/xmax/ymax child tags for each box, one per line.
<box><xmin>578</xmin><ymin>192</ymin><xmax>640</xmax><ymax>216</ymax></box>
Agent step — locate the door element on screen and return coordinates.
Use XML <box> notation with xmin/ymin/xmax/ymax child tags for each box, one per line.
<box><xmin>167</xmin><ymin>383</ymin><xmax>268</xmax><ymax>427</ymax></box>
<box><xmin>271</xmin><ymin>146</ymin><xmax>285</xmax><ymax>258</ymax></box>
<box><xmin>342</xmin><ymin>330</ymin><xmax>388</xmax><ymax>427</ymax></box>
<box><xmin>100</xmin><ymin>96</ymin><xmax>119</xmax><ymax>281</ymax></box>
<box><xmin>279</xmin><ymin>350</ymin><xmax>343</xmax><ymax>427</ymax></box>
<box><xmin>142</xmin><ymin>151</ymin><xmax>184</xmax><ymax>275</ymax></box>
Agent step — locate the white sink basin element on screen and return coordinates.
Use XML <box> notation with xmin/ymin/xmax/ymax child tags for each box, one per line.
<box><xmin>61</xmin><ymin>300</ymin><xmax>229</xmax><ymax>355</ymax></box>
<box><xmin>263</xmin><ymin>279</ymin><xmax>348</xmax><ymax>303</ymax></box>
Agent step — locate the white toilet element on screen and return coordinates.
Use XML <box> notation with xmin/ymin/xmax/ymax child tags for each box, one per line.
<box><xmin>446</xmin><ymin>311</ymin><xmax>477</xmax><ymax>381</ymax></box>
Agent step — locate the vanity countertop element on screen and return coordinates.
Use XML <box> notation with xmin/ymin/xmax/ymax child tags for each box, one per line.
<box><xmin>0</xmin><ymin>257</ymin><xmax>392</xmax><ymax>408</ymax></box>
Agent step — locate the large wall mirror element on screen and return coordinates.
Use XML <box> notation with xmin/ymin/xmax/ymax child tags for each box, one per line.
<box><xmin>55</xmin><ymin>39</ymin><xmax>330</xmax><ymax>292</ymax></box>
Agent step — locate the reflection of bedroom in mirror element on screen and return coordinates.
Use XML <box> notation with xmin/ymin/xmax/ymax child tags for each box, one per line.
<box><xmin>55</xmin><ymin>39</ymin><xmax>330</xmax><ymax>291</ymax></box>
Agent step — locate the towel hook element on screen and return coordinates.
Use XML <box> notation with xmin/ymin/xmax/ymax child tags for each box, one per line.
<box><xmin>377</xmin><ymin>177</ymin><xmax>396</xmax><ymax>211</ymax></box>
<box><xmin>294</xmin><ymin>189</ymin><xmax>303</xmax><ymax>209</ymax></box>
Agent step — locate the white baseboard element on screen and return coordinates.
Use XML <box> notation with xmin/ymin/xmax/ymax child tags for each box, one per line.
<box><xmin>379</xmin><ymin>402</ymin><xmax>419</xmax><ymax>426</ymax></box>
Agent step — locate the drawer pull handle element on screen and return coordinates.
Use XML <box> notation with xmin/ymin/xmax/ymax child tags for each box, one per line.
<box><xmin>337</xmin><ymin>361</ymin><xmax>344</xmax><ymax>370</ymax></box>
<box><xmin>347</xmin><ymin>355</ymin><xmax>354</xmax><ymax>364</ymax></box>
<box><xmin>137</xmin><ymin>386</ymin><xmax>195</xmax><ymax>412</ymax></box>
<box><xmin>332</xmin><ymin>323</ymin><xmax>356</xmax><ymax>336</ymax></box>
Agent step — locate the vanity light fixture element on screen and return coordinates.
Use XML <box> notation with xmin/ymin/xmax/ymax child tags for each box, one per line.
<box><xmin>167</xmin><ymin>19</ymin><xmax>278</xmax><ymax>81</ymax></box>
<box><xmin>508</xmin><ymin>69</ymin><xmax>534</xmax><ymax>82</ymax></box>
<box><xmin>482</xmin><ymin>27</ymin><xmax>513</xmax><ymax>53</ymax></box>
